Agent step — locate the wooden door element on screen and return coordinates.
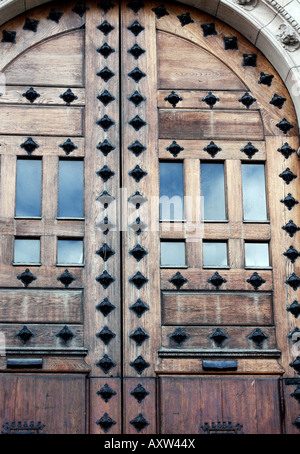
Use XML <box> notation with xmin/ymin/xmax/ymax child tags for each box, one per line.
<box><xmin>0</xmin><ymin>0</ymin><xmax>299</xmax><ymax>434</ymax></box>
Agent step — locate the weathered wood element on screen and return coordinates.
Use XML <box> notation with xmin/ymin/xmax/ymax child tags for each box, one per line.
<box><xmin>0</xmin><ymin>136</ymin><xmax>85</xmax><ymax>157</ymax></box>
<box><xmin>89</xmin><ymin>378</ymin><xmax>122</xmax><ymax>434</ymax></box>
<box><xmin>0</xmin><ymin>86</ymin><xmax>85</xmax><ymax>105</ymax></box>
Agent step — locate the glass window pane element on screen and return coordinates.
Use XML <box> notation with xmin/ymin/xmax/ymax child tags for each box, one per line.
<box><xmin>161</xmin><ymin>242</ymin><xmax>186</xmax><ymax>267</ymax></box>
<box><xmin>203</xmin><ymin>242</ymin><xmax>228</xmax><ymax>267</ymax></box>
<box><xmin>16</xmin><ymin>159</ymin><xmax>42</xmax><ymax>217</ymax></box>
<box><xmin>245</xmin><ymin>243</ymin><xmax>269</xmax><ymax>267</ymax></box>
<box><xmin>201</xmin><ymin>163</ymin><xmax>226</xmax><ymax>221</ymax></box>
<box><xmin>160</xmin><ymin>163</ymin><xmax>184</xmax><ymax>221</ymax></box>
<box><xmin>57</xmin><ymin>240</ymin><xmax>83</xmax><ymax>265</ymax></box>
<box><xmin>58</xmin><ymin>160</ymin><xmax>84</xmax><ymax>218</ymax></box>
<box><xmin>14</xmin><ymin>239</ymin><xmax>40</xmax><ymax>264</ymax></box>
<box><xmin>242</xmin><ymin>164</ymin><xmax>267</xmax><ymax>221</ymax></box>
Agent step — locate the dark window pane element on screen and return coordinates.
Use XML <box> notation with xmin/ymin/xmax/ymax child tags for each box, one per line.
<box><xmin>161</xmin><ymin>242</ymin><xmax>186</xmax><ymax>267</ymax></box>
<box><xmin>245</xmin><ymin>243</ymin><xmax>269</xmax><ymax>267</ymax></box>
<box><xmin>16</xmin><ymin>159</ymin><xmax>42</xmax><ymax>217</ymax></box>
<box><xmin>58</xmin><ymin>160</ymin><xmax>84</xmax><ymax>218</ymax></box>
<box><xmin>201</xmin><ymin>163</ymin><xmax>226</xmax><ymax>221</ymax></box>
<box><xmin>160</xmin><ymin>163</ymin><xmax>184</xmax><ymax>221</ymax></box>
<box><xmin>242</xmin><ymin>164</ymin><xmax>267</xmax><ymax>221</ymax></box>
<box><xmin>14</xmin><ymin>239</ymin><xmax>40</xmax><ymax>264</ymax></box>
<box><xmin>203</xmin><ymin>242</ymin><xmax>228</xmax><ymax>267</ymax></box>
<box><xmin>57</xmin><ymin>239</ymin><xmax>83</xmax><ymax>265</ymax></box>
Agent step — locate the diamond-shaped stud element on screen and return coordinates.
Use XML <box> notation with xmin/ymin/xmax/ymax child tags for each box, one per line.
<box><xmin>130</xmin><ymin>327</ymin><xmax>149</xmax><ymax>346</ymax></box>
<box><xmin>224</xmin><ymin>37</ymin><xmax>238</xmax><ymax>50</ymax></box>
<box><xmin>209</xmin><ymin>328</ymin><xmax>229</xmax><ymax>347</ymax></box>
<box><xmin>96</xmin><ymin>243</ymin><xmax>115</xmax><ymax>262</ymax></box>
<box><xmin>248</xmin><ymin>328</ymin><xmax>268</xmax><ymax>347</ymax></box>
<box><xmin>97</xmin><ymin>140</ymin><xmax>115</xmax><ymax>157</ymax></box>
<box><xmin>247</xmin><ymin>272</ymin><xmax>266</xmax><ymax>291</ymax></box>
<box><xmin>164</xmin><ymin>91</ymin><xmax>183</xmax><ymax>108</ymax></box>
<box><xmin>17</xmin><ymin>269</ymin><xmax>37</xmax><ymax>288</ymax></box>
<box><xmin>128</xmin><ymin>43</ymin><xmax>145</xmax><ymax>60</ymax></box>
<box><xmin>276</xmin><ymin>118</ymin><xmax>294</xmax><ymax>135</ymax></box>
<box><xmin>204</xmin><ymin>141</ymin><xmax>222</xmax><ymax>158</ymax></box>
<box><xmin>47</xmin><ymin>9</ymin><xmax>64</xmax><ymax>23</ymax></box>
<box><xmin>293</xmin><ymin>416</ymin><xmax>300</xmax><ymax>430</ymax></box>
<box><xmin>129</xmin><ymin>217</ymin><xmax>147</xmax><ymax>235</ymax></box>
<box><xmin>127</xmin><ymin>0</ymin><xmax>144</xmax><ymax>13</ymax></box>
<box><xmin>97</xmin><ymin>383</ymin><xmax>116</xmax><ymax>402</ymax></box>
<box><xmin>97</xmin><ymin>66</ymin><xmax>115</xmax><ymax>82</ymax></box>
<box><xmin>16</xmin><ymin>326</ymin><xmax>34</xmax><ymax>344</ymax></box>
<box><xmin>207</xmin><ymin>272</ymin><xmax>227</xmax><ymax>290</ymax></box>
<box><xmin>57</xmin><ymin>270</ymin><xmax>76</xmax><ymax>288</ymax></box>
<box><xmin>96</xmin><ymin>298</ymin><xmax>116</xmax><ymax>317</ymax></box>
<box><xmin>291</xmin><ymin>386</ymin><xmax>300</xmax><ymax>403</ymax></box>
<box><xmin>23</xmin><ymin>18</ymin><xmax>39</xmax><ymax>33</ymax></box>
<box><xmin>96</xmin><ymin>354</ymin><xmax>116</xmax><ymax>374</ymax></box>
<box><xmin>59</xmin><ymin>138</ymin><xmax>78</xmax><ymax>155</ymax></box>
<box><xmin>287</xmin><ymin>300</ymin><xmax>300</xmax><ymax>319</ymax></box>
<box><xmin>97</xmin><ymin>43</ymin><xmax>115</xmax><ymax>58</ymax></box>
<box><xmin>130</xmin><ymin>384</ymin><xmax>149</xmax><ymax>403</ymax></box>
<box><xmin>96</xmin><ymin>270</ymin><xmax>115</xmax><ymax>289</ymax></box>
<box><xmin>130</xmin><ymin>414</ymin><xmax>150</xmax><ymax>432</ymax></box>
<box><xmin>97</xmin><ymin>89</ymin><xmax>115</xmax><ymax>106</ymax></box>
<box><xmin>286</xmin><ymin>272</ymin><xmax>300</xmax><ymax>291</ymax></box>
<box><xmin>72</xmin><ymin>2</ymin><xmax>89</xmax><ymax>17</ymax></box>
<box><xmin>97</xmin><ymin>115</ymin><xmax>115</xmax><ymax>131</ymax></box>
<box><xmin>282</xmin><ymin>219</ymin><xmax>300</xmax><ymax>237</ymax></box>
<box><xmin>288</xmin><ymin>327</ymin><xmax>300</xmax><ymax>343</ymax></box>
<box><xmin>169</xmin><ymin>272</ymin><xmax>188</xmax><ymax>290</ymax></box>
<box><xmin>177</xmin><ymin>12</ymin><xmax>194</xmax><ymax>27</ymax></box>
<box><xmin>56</xmin><ymin>325</ymin><xmax>75</xmax><ymax>344</ymax></box>
<box><xmin>201</xmin><ymin>23</ymin><xmax>217</xmax><ymax>37</ymax></box>
<box><xmin>130</xmin><ymin>355</ymin><xmax>150</xmax><ymax>375</ymax></box>
<box><xmin>129</xmin><ymin>271</ymin><xmax>148</xmax><ymax>289</ymax></box>
<box><xmin>96</xmin><ymin>413</ymin><xmax>116</xmax><ymax>433</ymax></box>
<box><xmin>96</xmin><ymin>326</ymin><xmax>116</xmax><ymax>345</ymax></box>
<box><xmin>128</xmin><ymin>191</ymin><xmax>147</xmax><ymax>209</ymax></box>
<box><xmin>168</xmin><ymin>327</ymin><xmax>190</xmax><ymax>346</ymax></box>
<box><xmin>202</xmin><ymin>92</ymin><xmax>220</xmax><ymax>108</ymax></box>
<box><xmin>130</xmin><ymin>299</ymin><xmax>149</xmax><ymax>318</ymax></box>
<box><xmin>128</xmin><ymin>140</ymin><xmax>146</xmax><ymax>157</ymax></box>
<box><xmin>98</xmin><ymin>0</ymin><xmax>115</xmax><ymax>13</ymax></box>
<box><xmin>128</xmin><ymin>67</ymin><xmax>146</xmax><ymax>83</ymax></box>
<box><xmin>22</xmin><ymin>87</ymin><xmax>40</xmax><ymax>103</ymax></box>
<box><xmin>96</xmin><ymin>165</ymin><xmax>115</xmax><ymax>182</ymax></box>
<box><xmin>129</xmin><ymin>115</ymin><xmax>147</xmax><ymax>131</ymax></box>
<box><xmin>127</xmin><ymin>20</ymin><xmax>144</xmax><ymax>36</ymax></box>
<box><xmin>240</xmin><ymin>142</ymin><xmax>259</xmax><ymax>159</ymax></box>
<box><xmin>279</xmin><ymin>168</ymin><xmax>297</xmax><ymax>185</ymax></box>
<box><xmin>281</xmin><ymin>193</ymin><xmax>298</xmax><ymax>211</ymax></box>
<box><xmin>20</xmin><ymin>137</ymin><xmax>39</xmax><ymax>155</ymax></box>
<box><xmin>96</xmin><ymin>191</ymin><xmax>115</xmax><ymax>208</ymax></box>
<box><xmin>129</xmin><ymin>244</ymin><xmax>148</xmax><ymax>262</ymax></box>
<box><xmin>284</xmin><ymin>246</ymin><xmax>300</xmax><ymax>264</ymax></box>
<box><xmin>129</xmin><ymin>165</ymin><xmax>147</xmax><ymax>182</ymax></box>
<box><xmin>243</xmin><ymin>54</ymin><xmax>257</xmax><ymax>67</ymax></box>
<box><xmin>278</xmin><ymin>143</ymin><xmax>296</xmax><ymax>159</ymax></box>
<box><xmin>2</xmin><ymin>31</ymin><xmax>16</xmax><ymax>43</ymax></box>
<box><xmin>97</xmin><ymin>20</ymin><xmax>115</xmax><ymax>35</ymax></box>
<box><xmin>128</xmin><ymin>90</ymin><xmax>145</xmax><ymax>106</ymax></box>
<box><xmin>270</xmin><ymin>93</ymin><xmax>286</xmax><ymax>109</ymax></box>
<box><xmin>238</xmin><ymin>92</ymin><xmax>256</xmax><ymax>109</ymax></box>
<box><xmin>166</xmin><ymin>141</ymin><xmax>184</xmax><ymax>158</ymax></box>
<box><xmin>258</xmin><ymin>72</ymin><xmax>274</xmax><ymax>87</ymax></box>
<box><xmin>152</xmin><ymin>5</ymin><xmax>169</xmax><ymax>19</ymax></box>
<box><xmin>290</xmin><ymin>357</ymin><xmax>300</xmax><ymax>374</ymax></box>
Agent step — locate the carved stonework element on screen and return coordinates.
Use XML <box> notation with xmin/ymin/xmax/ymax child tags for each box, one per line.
<box><xmin>233</xmin><ymin>0</ymin><xmax>257</xmax><ymax>11</ymax></box>
<box><xmin>277</xmin><ymin>24</ymin><xmax>300</xmax><ymax>52</ymax></box>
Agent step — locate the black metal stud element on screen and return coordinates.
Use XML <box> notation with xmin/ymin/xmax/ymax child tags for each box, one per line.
<box><xmin>258</xmin><ymin>72</ymin><xmax>274</xmax><ymax>87</ymax></box>
<box><xmin>288</xmin><ymin>327</ymin><xmax>300</xmax><ymax>342</ymax></box>
<box><xmin>127</xmin><ymin>20</ymin><xmax>144</xmax><ymax>36</ymax></box>
<box><xmin>152</xmin><ymin>5</ymin><xmax>169</xmax><ymax>19</ymax></box>
<box><xmin>286</xmin><ymin>272</ymin><xmax>300</xmax><ymax>291</ymax></box>
<box><xmin>97</xmin><ymin>165</ymin><xmax>115</xmax><ymax>182</ymax></box>
<box><xmin>96</xmin><ymin>413</ymin><xmax>116</xmax><ymax>433</ymax></box>
<box><xmin>96</xmin><ymin>270</ymin><xmax>115</xmax><ymax>289</ymax></box>
<box><xmin>294</xmin><ymin>417</ymin><xmax>300</xmax><ymax>430</ymax></box>
<box><xmin>129</xmin><ymin>217</ymin><xmax>147</xmax><ymax>235</ymax></box>
<box><xmin>204</xmin><ymin>141</ymin><xmax>222</xmax><ymax>158</ymax></box>
<box><xmin>130</xmin><ymin>299</ymin><xmax>149</xmax><ymax>318</ymax></box>
<box><xmin>96</xmin><ymin>297</ymin><xmax>116</xmax><ymax>317</ymax></box>
<box><xmin>97</xmin><ymin>383</ymin><xmax>117</xmax><ymax>403</ymax></box>
<box><xmin>98</xmin><ymin>216</ymin><xmax>113</xmax><ymax>235</ymax></box>
<box><xmin>129</xmin><ymin>165</ymin><xmax>147</xmax><ymax>182</ymax></box>
<box><xmin>224</xmin><ymin>37</ymin><xmax>238</xmax><ymax>50</ymax></box>
<box><xmin>97</xmin><ymin>115</ymin><xmax>115</xmax><ymax>131</ymax></box>
<box><xmin>243</xmin><ymin>54</ymin><xmax>257</xmax><ymax>67</ymax></box>
<box><xmin>16</xmin><ymin>326</ymin><xmax>34</xmax><ymax>344</ymax></box>
<box><xmin>129</xmin><ymin>244</ymin><xmax>148</xmax><ymax>262</ymax></box>
<box><xmin>17</xmin><ymin>269</ymin><xmax>37</xmax><ymax>288</ymax></box>
<box><xmin>278</xmin><ymin>143</ymin><xmax>296</xmax><ymax>159</ymax></box>
<box><xmin>238</xmin><ymin>92</ymin><xmax>256</xmax><ymax>109</ymax></box>
<box><xmin>97</xmin><ymin>43</ymin><xmax>115</xmax><ymax>59</ymax></box>
<box><xmin>130</xmin><ymin>327</ymin><xmax>149</xmax><ymax>346</ymax></box>
<box><xmin>97</xmin><ymin>66</ymin><xmax>115</xmax><ymax>82</ymax></box>
<box><xmin>270</xmin><ymin>93</ymin><xmax>286</xmax><ymax>109</ymax></box>
<box><xmin>279</xmin><ymin>168</ymin><xmax>297</xmax><ymax>185</ymax></box>
<box><xmin>284</xmin><ymin>246</ymin><xmax>300</xmax><ymax>263</ymax></box>
<box><xmin>247</xmin><ymin>272</ymin><xmax>266</xmax><ymax>291</ymax></box>
<box><xmin>127</xmin><ymin>0</ymin><xmax>144</xmax><ymax>13</ymax></box>
<box><xmin>97</xmin><ymin>20</ymin><xmax>115</xmax><ymax>36</ymax></box>
<box><xmin>98</xmin><ymin>0</ymin><xmax>115</xmax><ymax>13</ymax></box>
<box><xmin>47</xmin><ymin>9</ymin><xmax>64</xmax><ymax>23</ymax></box>
<box><xmin>168</xmin><ymin>327</ymin><xmax>190</xmax><ymax>346</ymax></box>
<box><xmin>20</xmin><ymin>137</ymin><xmax>39</xmax><ymax>155</ymax></box>
<box><xmin>130</xmin><ymin>384</ymin><xmax>149</xmax><ymax>403</ymax></box>
<box><xmin>56</xmin><ymin>325</ymin><xmax>75</xmax><ymax>344</ymax></box>
<box><xmin>128</xmin><ymin>44</ymin><xmax>145</xmax><ymax>60</ymax></box>
<box><xmin>207</xmin><ymin>272</ymin><xmax>227</xmax><ymax>290</ymax></box>
<box><xmin>201</xmin><ymin>23</ymin><xmax>217</xmax><ymax>37</ymax></box>
<box><xmin>96</xmin><ymin>243</ymin><xmax>115</xmax><ymax>262</ymax></box>
<box><xmin>1</xmin><ymin>31</ymin><xmax>16</xmax><ymax>43</ymax></box>
<box><xmin>128</xmin><ymin>191</ymin><xmax>147</xmax><ymax>209</ymax></box>
<box><xmin>130</xmin><ymin>414</ymin><xmax>150</xmax><ymax>432</ymax></box>
<box><xmin>209</xmin><ymin>328</ymin><xmax>229</xmax><ymax>347</ymax></box>
<box><xmin>60</xmin><ymin>88</ymin><xmax>78</xmax><ymax>105</ymax></box>
<box><xmin>96</xmin><ymin>355</ymin><xmax>116</xmax><ymax>374</ymax></box>
<box><xmin>59</xmin><ymin>138</ymin><xmax>78</xmax><ymax>155</ymax></box>
<box><xmin>128</xmin><ymin>140</ymin><xmax>146</xmax><ymax>157</ymax></box>
<box><xmin>97</xmin><ymin>140</ymin><xmax>115</xmax><ymax>157</ymax></box>
<box><xmin>23</xmin><ymin>18</ymin><xmax>39</xmax><ymax>33</ymax></box>
<box><xmin>164</xmin><ymin>91</ymin><xmax>183</xmax><ymax>108</ymax></box>
<box><xmin>130</xmin><ymin>356</ymin><xmax>150</xmax><ymax>375</ymax></box>
<box><xmin>129</xmin><ymin>271</ymin><xmax>148</xmax><ymax>289</ymax></box>
<box><xmin>248</xmin><ymin>328</ymin><xmax>268</xmax><ymax>347</ymax></box>
<box><xmin>290</xmin><ymin>357</ymin><xmax>300</xmax><ymax>374</ymax></box>
<box><xmin>202</xmin><ymin>92</ymin><xmax>220</xmax><ymax>109</ymax></box>
<box><xmin>57</xmin><ymin>269</ymin><xmax>76</xmax><ymax>288</ymax></box>
<box><xmin>281</xmin><ymin>193</ymin><xmax>299</xmax><ymax>211</ymax></box>
<box><xmin>169</xmin><ymin>272</ymin><xmax>188</xmax><ymax>290</ymax></box>
<box><xmin>22</xmin><ymin>87</ymin><xmax>40</xmax><ymax>104</ymax></box>
<box><xmin>276</xmin><ymin>118</ymin><xmax>294</xmax><ymax>135</ymax></box>
<box><xmin>177</xmin><ymin>12</ymin><xmax>194</xmax><ymax>27</ymax></box>
<box><xmin>97</xmin><ymin>90</ymin><xmax>115</xmax><ymax>106</ymax></box>
<box><xmin>287</xmin><ymin>300</ymin><xmax>300</xmax><ymax>319</ymax></box>
<box><xmin>96</xmin><ymin>326</ymin><xmax>116</xmax><ymax>345</ymax></box>
<box><xmin>97</xmin><ymin>191</ymin><xmax>115</xmax><ymax>208</ymax></box>
<box><xmin>282</xmin><ymin>220</ymin><xmax>300</xmax><ymax>237</ymax></box>
<box><xmin>240</xmin><ymin>142</ymin><xmax>259</xmax><ymax>159</ymax></box>
<box><xmin>166</xmin><ymin>141</ymin><xmax>184</xmax><ymax>158</ymax></box>
<box><xmin>291</xmin><ymin>386</ymin><xmax>300</xmax><ymax>403</ymax></box>
<box><xmin>72</xmin><ymin>2</ymin><xmax>89</xmax><ymax>17</ymax></box>
<box><xmin>129</xmin><ymin>115</ymin><xmax>147</xmax><ymax>131</ymax></box>
<box><xmin>128</xmin><ymin>90</ymin><xmax>145</xmax><ymax>107</ymax></box>
<box><xmin>128</xmin><ymin>67</ymin><xmax>146</xmax><ymax>83</ymax></box>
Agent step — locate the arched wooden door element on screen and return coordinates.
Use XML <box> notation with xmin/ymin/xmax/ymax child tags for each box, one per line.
<box><xmin>0</xmin><ymin>0</ymin><xmax>299</xmax><ymax>434</ymax></box>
